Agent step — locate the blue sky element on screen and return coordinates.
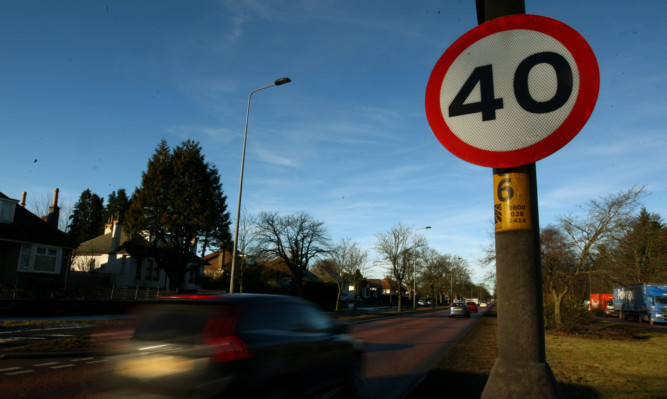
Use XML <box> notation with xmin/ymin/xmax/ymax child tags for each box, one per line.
<box><xmin>2</xmin><ymin>1</ymin><xmax>665</xmax><ymax>283</ymax></box>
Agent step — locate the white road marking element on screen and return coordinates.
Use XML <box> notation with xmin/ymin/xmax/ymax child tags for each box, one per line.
<box><xmin>6</xmin><ymin>369</ymin><xmax>35</xmax><ymax>375</ymax></box>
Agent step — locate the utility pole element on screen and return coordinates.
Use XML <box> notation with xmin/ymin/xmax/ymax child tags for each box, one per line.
<box><xmin>425</xmin><ymin>0</ymin><xmax>597</xmax><ymax>395</ymax></box>
<box><xmin>476</xmin><ymin>1</ymin><xmax>562</xmax><ymax>398</ymax></box>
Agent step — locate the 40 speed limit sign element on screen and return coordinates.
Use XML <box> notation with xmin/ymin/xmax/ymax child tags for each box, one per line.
<box><xmin>425</xmin><ymin>14</ymin><xmax>599</xmax><ymax>168</ymax></box>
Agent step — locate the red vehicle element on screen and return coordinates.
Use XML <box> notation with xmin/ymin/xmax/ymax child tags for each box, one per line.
<box><xmin>466</xmin><ymin>301</ymin><xmax>478</xmax><ymax>312</ymax></box>
<box><xmin>590</xmin><ymin>293</ymin><xmax>616</xmax><ymax>317</ymax></box>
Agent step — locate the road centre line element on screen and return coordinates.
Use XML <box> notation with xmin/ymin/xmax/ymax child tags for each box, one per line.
<box><xmin>6</xmin><ymin>369</ymin><xmax>34</xmax><ymax>375</ymax></box>
<box><xmin>0</xmin><ymin>367</ymin><xmax>23</xmax><ymax>372</ymax></box>
<box><xmin>34</xmin><ymin>362</ymin><xmax>60</xmax><ymax>367</ymax></box>
<box><xmin>50</xmin><ymin>364</ymin><xmax>75</xmax><ymax>369</ymax></box>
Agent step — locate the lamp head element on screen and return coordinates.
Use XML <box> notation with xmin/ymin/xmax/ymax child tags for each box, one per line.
<box><xmin>274</xmin><ymin>77</ymin><xmax>291</xmax><ymax>86</ymax></box>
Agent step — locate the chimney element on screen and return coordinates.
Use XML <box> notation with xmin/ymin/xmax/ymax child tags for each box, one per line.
<box><xmin>46</xmin><ymin>188</ymin><xmax>60</xmax><ymax>228</ymax></box>
<box><xmin>105</xmin><ymin>216</ymin><xmax>114</xmax><ymax>234</ymax></box>
<box><xmin>20</xmin><ymin>192</ymin><xmax>27</xmax><ymax>207</ymax></box>
<box><xmin>110</xmin><ymin>218</ymin><xmax>122</xmax><ymax>253</ymax></box>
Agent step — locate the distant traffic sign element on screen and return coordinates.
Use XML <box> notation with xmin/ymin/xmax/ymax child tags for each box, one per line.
<box><xmin>425</xmin><ymin>14</ymin><xmax>599</xmax><ymax>168</ymax></box>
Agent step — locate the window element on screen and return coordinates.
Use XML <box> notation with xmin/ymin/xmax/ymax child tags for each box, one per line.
<box><xmin>17</xmin><ymin>245</ymin><xmax>61</xmax><ymax>274</ymax></box>
<box><xmin>144</xmin><ymin>259</ymin><xmax>159</xmax><ymax>281</ymax></box>
<box><xmin>239</xmin><ymin>302</ymin><xmax>331</xmax><ymax>333</ymax></box>
<box><xmin>0</xmin><ymin>199</ymin><xmax>16</xmax><ymax>223</ymax></box>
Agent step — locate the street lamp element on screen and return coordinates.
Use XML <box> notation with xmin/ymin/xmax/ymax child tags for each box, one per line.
<box><xmin>229</xmin><ymin>77</ymin><xmax>291</xmax><ymax>293</ymax></box>
<box><xmin>413</xmin><ymin>226</ymin><xmax>431</xmax><ymax>309</ymax></box>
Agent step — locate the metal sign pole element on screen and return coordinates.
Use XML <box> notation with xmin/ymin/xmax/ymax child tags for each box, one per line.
<box><xmin>476</xmin><ymin>1</ymin><xmax>563</xmax><ymax>398</ymax></box>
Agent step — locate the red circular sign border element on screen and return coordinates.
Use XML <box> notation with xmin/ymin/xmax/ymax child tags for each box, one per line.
<box><xmin>425</xmin><ymin>14</ymin><xmax>600</xmax><ymax>168</ymax></box>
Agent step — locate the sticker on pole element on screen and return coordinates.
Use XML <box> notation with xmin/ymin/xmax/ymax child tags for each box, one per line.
<box><xmin>425</xmin><ymin>14</ymin><xmax>599</xmax><ymax>168</ymax></box>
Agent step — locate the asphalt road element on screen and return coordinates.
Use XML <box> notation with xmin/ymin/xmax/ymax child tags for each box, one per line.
<box><xmin>0</xmin><ymin>307</ymin><xmax>486</xmax><ymax>398</ymax></box>
<box><xmin>351</xmin><ymin>307</ymin><xmax>483</xmax><ymax>399</ymax></box>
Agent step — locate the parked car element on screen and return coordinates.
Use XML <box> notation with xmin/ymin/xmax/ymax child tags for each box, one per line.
<box><xmin>449</xmin><ymin>302</ymin><xmax>471</xmax><ymax>318</ymax></box>
<box><xmin>479</xmin><ymin>302</ymin><xmax>488</xmax><ymax>308</ymax></box>
<box><xmin>466</xmin><ymin>301</ymin><xmax>478</xmax><ymax>312</ymax></box>
<box><xmin>418</xmin><ymin>298</ymin><xmax>432</xmax><ymax>306</ymax></box>
<box><xmin>99</xmin><ymin>293</ymin><xmax>364</xmax><ymax>398</ymax></box>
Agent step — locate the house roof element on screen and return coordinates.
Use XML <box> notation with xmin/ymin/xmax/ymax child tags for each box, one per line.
<box><xmin>0</xmin><ymin>192</ymin><xmax>72</xmax><ymax>248</ymax></box>
<box><xmin>380</xmin><ymin>277</ymin><xmax>398</xmax><ymax>290</ymax></box>
<box><xmin>76</xmin><ymin>230</ymin><xmax>132</xmax><ymax>254</ymax></box>
<box><xmin>77</xmin><ymin>225</ymin><xmax>203</xmax><ymax>265</ymax></box>
<box><xmin>309</xmin><ymin>264</ymin><xmax>339</xmax><ymax>282</ymax></box>
<box><xmin>202</xmin><ymin>249</ymin><xmax>234</xmax><ymax>269</ymax></box>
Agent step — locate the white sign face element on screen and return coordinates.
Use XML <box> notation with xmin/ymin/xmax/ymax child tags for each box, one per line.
<box><xmin>425</xmin><ymin>14</ymin><xmax>599</xmax><ymax>168</ymax></box>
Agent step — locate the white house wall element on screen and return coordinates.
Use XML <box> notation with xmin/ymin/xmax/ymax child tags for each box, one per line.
<box><xmin>72</xmin><ymin>253</ymin><xmax>168</xmax><ymax>289</ymax></box>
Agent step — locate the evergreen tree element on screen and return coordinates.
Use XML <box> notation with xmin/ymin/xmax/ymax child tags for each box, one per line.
<box><xmin>68</xmin><ymin>189</ymin><xmax>105</xmax><ymax>246</ymax></box>
<box><xmin>125</xmin><ymin>139</ymin><xmax>232</xmax><ymax>289</ymax></box>
<box><xmin>612</xmin><ymin>208</ymin><xmax>667</xmax><ymax>283</ymax></box>
<box><xmin>105</xmin><ymin>189</ymin><xmax>130</xmax><ymax>223</ymax></box>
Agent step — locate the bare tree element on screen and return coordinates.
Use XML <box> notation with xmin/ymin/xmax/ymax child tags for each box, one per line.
<box><xmin>420</xmin><ymin>249</ymin><xmax>453</xmax><ymax>305</ymax></box>
<box><xmin>235</xmin><ymin>208</ymin><xmax>259</xmax><ymax>293</ymax></box>
<box><xmin>330</xmin><ymin>237</ymin><xmax>368</xmax><ymax>311</ymax></box>
<box><xmin>450</xmin><ymin>257</ymin><xmax>472</xmax><ymax>302</ymax></box>
<box><xmin>541</xmin><ymin>225</ymin><xmax>579</xmax><ymax>329</ymax></box>
<box><xmin>477</xmin><ymin>228</ymin><xmax>498</xmax><ymax>295</ymax></box>
<box><xmin>29</xmin><ymin>191</ymin><xmax>72</xmax><ymax>233</ymax></box>
<box><xmin>71</xmin><ymin>254</ymin><xmax>98</xmax><ymax>272</ymax></box>
<box><xmin>548</xmin><ymin>186</ymin><xmax>646</xmax><ymax>329</ymax></box>
<box><xmin>375</xmin><ymin>223</ymin><xmax>424</xmax><ymax>312</ymax></box>
<box><xmin>254</xmin><ymin>211</ymin><xmax>330</xmax><ymax>295</ymax></box>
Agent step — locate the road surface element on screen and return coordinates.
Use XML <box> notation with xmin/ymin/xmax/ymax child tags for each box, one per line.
<box><xmin>352</xmin><ymin>307</ymin><xmax>482</xmax><ymax>399</ymax></box>
<box><xmin>0</xmin><ymin>307</ymin><xmax>485</xmax><ymax>398</ymax></box>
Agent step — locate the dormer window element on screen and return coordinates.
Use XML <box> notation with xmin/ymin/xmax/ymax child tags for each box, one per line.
<box><xmin>0</xmin><ymin>198</ymin><xmax>17</xmax><ymax>223</ymax></box>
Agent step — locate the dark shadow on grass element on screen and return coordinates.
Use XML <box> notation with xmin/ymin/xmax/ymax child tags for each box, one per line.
<box><xmin>558</xmin><ymin>383</ymin><xmax>602</xmax><ymax>399</ymax></box>
<box><xmin>407</xmin><ymin>369</ymin><xmax>487</xmax><ymax>398</ymax></box>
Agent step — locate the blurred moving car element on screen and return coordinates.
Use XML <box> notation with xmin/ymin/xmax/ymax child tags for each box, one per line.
<box><xmin>99</xmin><ymin>294</ymin><xmax>364</xmax><ymax>399</ymax></box>
<box><xmin>449</xmin><ymin>302</ymin><xmax>471</xmax><ymax>318</ymax></box>
<box><xmin>466</xmin><ymin>301</ymin><xmax>478</xmax><ymax>312</ymax></box>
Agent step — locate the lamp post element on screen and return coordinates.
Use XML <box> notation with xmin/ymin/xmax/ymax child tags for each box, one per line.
<box><xmin>413</xmin><ymin>226</ymin><xmax>431</xmax><ymax>309</ymax></box>
<box><xmin>229</xmin><ymin>77</ymin><xmax>291</xmax><ymax>293</ymax></box>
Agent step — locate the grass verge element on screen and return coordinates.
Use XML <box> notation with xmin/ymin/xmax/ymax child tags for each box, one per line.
<box><xmin>408</xmin><ymin>307</ymin><xmax>667</xmax><ymax>399</ymax></box>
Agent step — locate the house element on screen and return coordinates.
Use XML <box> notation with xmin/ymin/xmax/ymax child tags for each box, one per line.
<box><xmin>72</xmin><ymin>219</ymin><xmax>201</xmax><ymax>291</ymax></box>
<box><xmin>202</xmin><ymin>248</ymin><xmax>233</xmax><ymax>279</ymax></box>
<box><xmin>310</xmin><ymin>262</ymin><xmax>355</xmax><ymax>300</ymax></box>
<box><xmin>380</xmin><ymin>277</ymin><xmax>407</xmax><ymax>296</ymax></box>
<box><xmin>0</xmin><ymin>189</ymin><xmax>74</xmax><ymax>294</ymax></box>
